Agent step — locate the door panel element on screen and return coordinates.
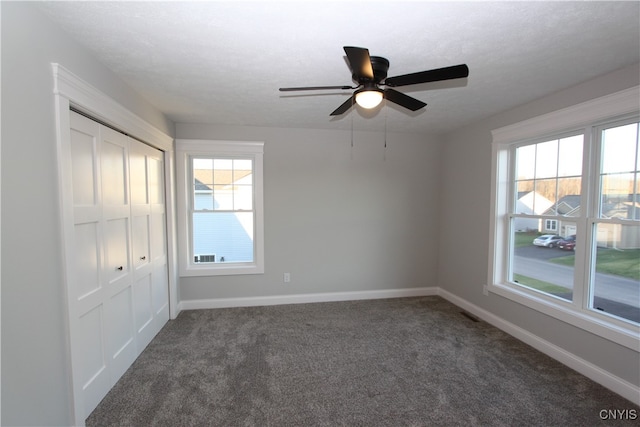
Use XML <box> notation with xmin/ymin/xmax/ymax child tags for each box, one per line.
<box><xmin>101</xmin><ymin>136</ymin><xmax>127</xmax><ymax>206</ymax></box>
<box><xmin>106</xmin><ymin>286</ymin><xmax>135</xmax><ymax>381</ymax></box>
<box><xmin>148</xmin><ymin>156</ymin><xmax>164</xmax><ymax>204</ymax></box>
<box><xmin>129</xmin><ymin>145</ymin><xmax>148</xmax><ymax>205</ymax></box>
<box><xmin>70</xmin><ymin>128</ymin><xmax>97</xmax><ymax>206</ymax></box>
<box><xmin>132</xmin><ymin>214</ymin><xmax>151</xmax><ymax>270</ymax></box>
<box><xmin>73</xmin><ymin>222</ymin><xmax>101</xmax><ymax>300</ymax></box>
<box><xmin>104</xmin><ymin>218</ymin><xmax>130</xmax><ymax>284</ymax></box>
<box><xmin>78</xmin><ymin>305</ymin><xmax>109</xmax><ymax>417</ymax></box>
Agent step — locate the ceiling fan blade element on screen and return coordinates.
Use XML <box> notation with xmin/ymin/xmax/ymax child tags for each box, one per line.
<box><xmin>344</xmin><ymin>46</ymin><xmax>374</xmax><ymax>80</ymax></box>
<box><xmin>330</xmin><ymin>96</ymin><xmax>355</xmax><ymax>116</ymax></box>
<box><xmin>385</xmin><ymin>64</ymin><xmax>469</xmax><ymax>87</ymax></box>
<box><xmin>279</xmin><ymin>85</ymin><xmax>353</xmax><ymax>92</ymax></box>
<box><xmin>384</xmin><ymin>88</ymin><xmax>427</xmax><ymax>111</ymax></box>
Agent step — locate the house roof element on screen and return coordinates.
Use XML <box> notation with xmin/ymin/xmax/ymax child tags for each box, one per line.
<box><xmin>36</xmin><ymin>2</ymin><xmax>640</xmax><ymax>135</ymax></box>
<box><xmin>193</xmin><ymin>169</ymin><xmax>252</xmax><ymax>191</ymax></box>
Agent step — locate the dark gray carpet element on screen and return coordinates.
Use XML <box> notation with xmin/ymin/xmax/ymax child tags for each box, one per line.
<box><xmin>87</xmin><ymin>296</ymin><xmax>639</xmax><ymax>426</ymax></box>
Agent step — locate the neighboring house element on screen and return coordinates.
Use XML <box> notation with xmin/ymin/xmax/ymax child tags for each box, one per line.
<box><xmin>514</xmin><ymin>191</ymin><xmax>554</xmax><ymax>232</ymax></box>
<box><xmin>541</xmin><ymin>194</ymin><xmax>581</xmax><ymax>236</ymax></box>
<box><xmin>543</xmin><ymin>194</ymin><xmax>640</xmax><ymax>249</ymax></box>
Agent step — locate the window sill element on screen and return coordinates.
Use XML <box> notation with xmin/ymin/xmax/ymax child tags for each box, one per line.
<box><xmin>487</xmin><ymin>282</ymin><xmax>640</xmax><ymax>351</ymax></box>
<box><xmin>180</xmin><ymin>263</ymin><xmax>264</xmax><ymax>277</ymax></box>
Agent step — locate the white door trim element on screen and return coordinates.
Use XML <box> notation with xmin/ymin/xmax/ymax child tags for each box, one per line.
<box><xmin>52</xmin><ymin>63</ymin><xmax>178</xmax><ymax>425</ymax></box>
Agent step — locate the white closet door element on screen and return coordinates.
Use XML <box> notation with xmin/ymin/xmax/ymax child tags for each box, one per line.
<box><xmin>147</xmin><ymin>145</ymin><xmax>171</xmax><ymax>333</ymax></box>
<box><xmin>129</xmin><ymin>139</ymin><xmax>169</xmax><ymax>351</ymax></box>
<box><xmin>69</xmin><ymin>113</ymin><xmax>111</xmax><ymax>416</ymax></box>
<box><xmin>69</xmin><ymin>113</ymin><xmax>136</xmax><ymax>415</ymax></box>
<box><xmin>68</xmin><ymin>112</ymin><xmax>169</xmax><ymax>418</ymax></box>
<box><xmin>101</xmin><ymin>126</ymin><xmax>137</xmax><ymax>383</ymax></box>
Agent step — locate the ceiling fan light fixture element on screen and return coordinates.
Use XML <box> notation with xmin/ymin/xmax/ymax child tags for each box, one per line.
<box><xmin>355</xmin><ymin>88</ymin><xmax>383</xmax><ymax>109</ymax></box>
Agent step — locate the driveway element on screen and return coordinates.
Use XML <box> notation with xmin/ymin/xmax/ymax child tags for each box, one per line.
<box><xmin>515</xmin><ymin>245</ymin><xmax>571</xmax><ymax>260</ymax></box>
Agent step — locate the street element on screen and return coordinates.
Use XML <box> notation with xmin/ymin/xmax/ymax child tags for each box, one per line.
<box><xmin>513</xmin><ymin>246</ymin><xmax>639</xmax><ymax>308</ymax></box>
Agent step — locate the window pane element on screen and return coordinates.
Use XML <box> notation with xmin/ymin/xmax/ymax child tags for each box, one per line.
<box><xmin>516</xmin><ymin>144</ymin><xmax>536</xmax><ymax>180</ymax></box>
<box><xmin>535</xmin><ymin>178</ymin><xmax>557</xmax><ymax>207</ymax></box>
<box><xmin>194</xmin><ymin>191</ymin><xmax>214</xmax><ymax>210</ymax></box>
<box><xmin>590</xmin><ymin>223</ymin><xmax>640</xmax><ymax>323</ymax></box>
<box><xmin>510</xmin><ymin>224</ymin><xmax>573</xmax><ymax>302</ymax></box>
<box><xmin>234</xmin><ymin>184</ymin><xmax>253</xmax><ymax>211</ymax></box>
<box><xmin>601</xmin><ymin>123</ymin><xmax>638</xmax><ymax>174</ymax></box>
<box><xmin>558</xmin><ymin>135</ymin><xmax>583</xmax><ymax>177</ymax></box>
<box><xmin>600</xmin><ymin>173</ymin><xmax>634</xmax><ymax>219</ymax></box>
<box><xmin>213</xmin><ymin>159</ymin><xmax>233</xmax><ymax>185</ymax></box>
<box><xmin>192</xmin><ymin>212</ymin><xmax>254</xmax><ymax>263</ymax></box>
<box><xmin>193</xmin><ymin>158</ymin><xmax>213</xmax><ymax>185</ymax></box>
<box><xmin>535</xmin><ymin>139</ymin><xmax>558</xmax><ymax>179</ymax></box>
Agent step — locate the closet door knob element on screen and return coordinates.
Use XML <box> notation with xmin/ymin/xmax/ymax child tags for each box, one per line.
<box><xmin>116</xmin><ymin>266</ymin><xmax>123</xmax><ymax>271</ymax></box>
<box><xmin>140</xmin><ymin>256</ymin><xmax>146</xmax><ymax>260</ymax></box>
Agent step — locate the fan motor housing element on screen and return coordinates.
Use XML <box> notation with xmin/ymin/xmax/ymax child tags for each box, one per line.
<box><xmin>354</xmin><ymin>56</ymin><xmax>389</xmax><ymax>84</ymax></box>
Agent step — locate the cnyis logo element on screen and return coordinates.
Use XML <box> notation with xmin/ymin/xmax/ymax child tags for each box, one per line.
<box><xmin>599</xmin><ymin>409</ymin><xmax>638</xmax><ymax>420</ymax></box>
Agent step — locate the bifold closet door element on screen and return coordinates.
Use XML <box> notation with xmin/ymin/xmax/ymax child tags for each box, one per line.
<box><xmin>69</xmin><ymin>112</ymin><xmax>136</xmax><ymax>416</ymax></box>
<box><xmin>129</xmin><ymin>138</ymin><xmax>169</xmax><ymax>351</ymax></box>
<box><xmin>68</xmin><ymin>111</ymin><xmax>169</xmax><ymax>418</ymax></box>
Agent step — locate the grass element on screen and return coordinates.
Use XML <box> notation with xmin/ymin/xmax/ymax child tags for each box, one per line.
<box><xmin>551</xmin><ymin>248</ymin><xmax>640</xmax><ymax>281</ymax></box>
<box><xmin>513</xmin><ymin>231</ymin><xmax>542</xmax><ymax>248</ymax></box>
<box><xmin>512</xmin><ymin>274</ymin><xmax>572</xmax><ymax>295</ymax></box>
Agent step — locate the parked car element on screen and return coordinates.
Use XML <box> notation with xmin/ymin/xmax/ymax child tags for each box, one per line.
<box><xmin>558</xmin><ymin>235</ymin><xmax>576</xmax><ymax>250</ymax></box>
<box><xmin>533</xmin><ymin>234</ymin><xmax>563</xmax><ymax>248</ymax></box>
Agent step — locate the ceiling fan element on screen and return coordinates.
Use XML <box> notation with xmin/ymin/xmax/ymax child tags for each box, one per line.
<box><xmin>279</xmin><ymin>46</ymin><xmax>469</xmax><ymax>116</ymax></box>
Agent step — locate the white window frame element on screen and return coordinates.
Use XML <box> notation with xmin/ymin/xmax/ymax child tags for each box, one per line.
<box><xmin>488</xmin><ymin>86</ymin><xmax>640</xmax><ymax>351</ymax></box>
<box><xmin>545</xmin><ymin>219</ymin><xmax>558</xmax><ymax>232</ymax></box>
<box><xmin>176</xmin><ymin>140</ymin><xmax>264</xmax><ymax>277</ymax></box>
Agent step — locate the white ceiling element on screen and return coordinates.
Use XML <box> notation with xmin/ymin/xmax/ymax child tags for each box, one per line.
<box><xmin>37</xmin><ymin>1</ymin><xmax>640</xmax><ymax>135</ymax></box>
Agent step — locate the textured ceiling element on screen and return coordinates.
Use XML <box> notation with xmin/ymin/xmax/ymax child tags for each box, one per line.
<box><xmin>37</xmin><ymin>1</ymin><xmax>640</xmax><ymax>135</ymax></box>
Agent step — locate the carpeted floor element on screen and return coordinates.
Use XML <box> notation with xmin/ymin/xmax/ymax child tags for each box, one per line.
<box><xmin>87</xmin><ymin>296</ymin><xmax>639</xmax><ymax>426</ymax></box>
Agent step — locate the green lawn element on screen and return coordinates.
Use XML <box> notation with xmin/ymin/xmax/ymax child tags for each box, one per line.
<box><xmin>550</xmin><ymin>248</ymin><xmax>640</xmax><ymax>281</ymax></box>
<box><xmin>514</xmin><ymin>232</ymin><xmax>542</xmax><ymax>248</ymax></box>
<box><xmin>513</xmin><ymin>274</ymin><xmax>572</xmax><ymax>295</ymax></box>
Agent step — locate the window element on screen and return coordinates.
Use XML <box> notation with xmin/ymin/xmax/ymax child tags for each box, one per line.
<box><xmin>489</xmin><ymin>87</ymin><xmax>640</xmax><ymax>350</ymax></box>
<box><xmin>176</xmin><ymin>140</ymin><xmax>264</xmax><ymax>276</ymax></box>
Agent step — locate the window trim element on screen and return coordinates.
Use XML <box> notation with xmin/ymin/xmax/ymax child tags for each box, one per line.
<box><xmin>488</xmin><ymin>86</ymin><xmax>640</xmax><ymax>351</ymax></box>
<box><xmin>176</xmin><ymin>139</ymin><xmax>264</xmax><ymax>277</ymax></box>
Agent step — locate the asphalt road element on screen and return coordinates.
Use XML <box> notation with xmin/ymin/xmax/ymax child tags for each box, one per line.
<box><xmin>513</xmin><ymin>246</ymin><xmax>639</xmax><ymax>307</ymax></box>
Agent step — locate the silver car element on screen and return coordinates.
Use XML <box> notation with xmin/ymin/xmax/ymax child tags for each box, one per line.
<box><xmin>533</xmin><ymin>234</ymin><xmax>563</xmax><ymax>248</ymax></box>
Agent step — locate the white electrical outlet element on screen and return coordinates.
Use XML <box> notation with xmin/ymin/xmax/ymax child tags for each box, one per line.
<box><xmin>284</xmin><ymin>273</ymin><xmax>291</xmax><ymax>283</ymax></box>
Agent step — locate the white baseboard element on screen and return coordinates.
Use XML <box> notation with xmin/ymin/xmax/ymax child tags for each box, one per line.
<box><xmin>178</xmin><ymin>286</ymin><xmax>438</xmax><ymax>311</ymax></box>
<box><xmin>438</xmin><ymin>288</ymin><xmax>640</xmax><ymax>405</ymax></box>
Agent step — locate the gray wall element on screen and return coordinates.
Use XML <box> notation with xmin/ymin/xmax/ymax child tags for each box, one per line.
<box><xmin>1</xmin><ymin>3</ymin><xmax>173</xmax><ymax>425</ymax></box>
<box><xmin>437</xmin><ymin>63</ymin><xmax>640</xmax><ymax>388</ymax></box>
<box><xmin>176</xmin><ymin>124</ymin><xmax>442</xmax><ymax>301</ymax></box>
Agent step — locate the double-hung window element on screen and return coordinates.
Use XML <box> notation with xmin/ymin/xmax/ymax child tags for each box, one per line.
<box><xmin>489</xmin><ymin>87</ymin><xmax>639</xmax><ymax>349</ymax></box>
<box><xmin>176</xmin><ymin>140</ymin><xmax>264</xmax><ymax>276</ymax></box>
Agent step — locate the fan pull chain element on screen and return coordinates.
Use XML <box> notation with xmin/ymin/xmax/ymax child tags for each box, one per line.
<box><xmin>350</xmin><ymin>97</ymin><xmax>354</xmax><ymax>160</ymax></box>
<box><xmin>383</xmin><ymin>98</ymin><xmax>388</xmax><ymax>161</ymax></box>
